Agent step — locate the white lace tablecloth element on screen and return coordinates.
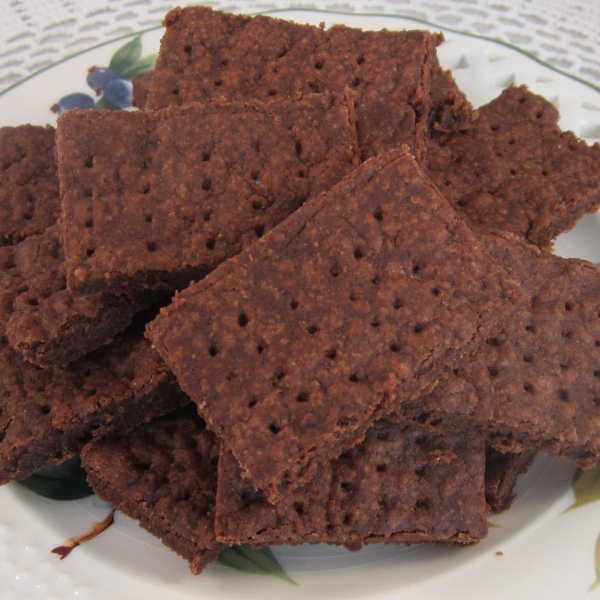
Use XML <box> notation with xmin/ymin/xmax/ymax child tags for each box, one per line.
<box><xmin>0</xmin><ymin>0</ymin><xmax>599</xmax><ymax>93</ymax></box>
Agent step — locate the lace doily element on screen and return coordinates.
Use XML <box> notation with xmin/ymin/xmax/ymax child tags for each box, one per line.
<box><xmin>1</xmin><ymin>0</ymin><xmax>600</xmax><ymax>93</ymax></box>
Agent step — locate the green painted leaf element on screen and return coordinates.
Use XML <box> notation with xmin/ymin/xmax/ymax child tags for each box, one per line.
<box><xmin>17</xmin><ymin>456</ymin><xmax>93</xmax><ymax>501</ymax></box>
<box><xmin>94</xmin><ymin>96</ymin><xmax>120</xmax><ymax>111</ymax></box>
<box><xmin>590</xmin><ymin>533</ymin><xmax>600</xmax><ymax>591</ymax></box>
<box><xmin>109</xmin><ymin>35</ymin><xmax>142</xmax><ymax>78</ymax></box>
<box><xmin>120</xmin><ymin>54</ymin><xmax>157</xmax><ymax>80</ymax></box>
<box><xmin>563</xmin><ymin>465</ymin><xmax>600</xmax><ymax>513</ymax></box>
<box><xmin>217</xmin><ymin>544</ymin><xmax>297</xmax><ymax>585</ymax></box>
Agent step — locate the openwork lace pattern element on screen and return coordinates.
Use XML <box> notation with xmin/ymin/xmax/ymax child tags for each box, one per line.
<box><xmin>1</xmin><ymin>0</ymin><xmax>600</xmax><ymax>92</ymax></box>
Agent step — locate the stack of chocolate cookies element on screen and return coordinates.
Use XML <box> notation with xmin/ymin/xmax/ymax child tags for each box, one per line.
<box><xmin>2</xmin><ymin>5</ymin><xmax>600</xmax><ymax>577</ymax></box>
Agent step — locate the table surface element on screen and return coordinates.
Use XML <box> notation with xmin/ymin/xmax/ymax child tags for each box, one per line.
<box><xmin>1</xmin><ymin>0</ymin><xmax>600</xmax><ymax>94</ymax></box>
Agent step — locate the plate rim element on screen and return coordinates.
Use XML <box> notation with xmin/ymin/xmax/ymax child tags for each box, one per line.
<box><xmin>1</xmin><ymin>7</ymin><xmax>599</xmax><ymax>100</ymax></box>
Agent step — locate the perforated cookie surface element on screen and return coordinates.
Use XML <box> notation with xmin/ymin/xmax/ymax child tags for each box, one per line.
<box><xmin>58</xmin><ymin>93</ymin><xmax>358</xmax><ymax>296</ymax></box>
<box><xmin>148</xmin><ymin>6</ymin><xmax>445</xmax><ymax>160</ymax></box>
<box><xmin>147</xmin><ymin>147</ymin><xmax>527</xmax><ymax>501</ymax></box>
<box><xmin>82</xmin><ymin>406</ymin><xmax>223</xmax><ymax>575</ymax></box>
<box><xmin>404</xmin><ymin>229</ymin><xmax>600</xmax><ymax>468</ymax></box>
<box><xmin>0</xmin><ymin>125</ymin><xmax>59</xmax><ymax>246</ymax></box>
<box><xmin>425</xmin><ymin>86</ymin><xmax>600</xmax><ymax>248</ymax></box>
<box><xmin>216</xmin><ymin>418</ymin><xmax>487</xmax><ymax>547</ymax></box>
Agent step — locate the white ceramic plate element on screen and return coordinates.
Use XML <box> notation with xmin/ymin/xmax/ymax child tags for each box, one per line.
<box><xmin>2</xmin><ymin>9</ymin><xmax>600</xmax><ymax>600</ymax></box>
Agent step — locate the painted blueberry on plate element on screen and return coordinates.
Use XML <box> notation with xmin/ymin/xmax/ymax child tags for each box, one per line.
<box><xmin>51</xmin><ymin>35</ymin><xmax>156</xmax><ymax>114</ymax></box>
<box><xmin>86</xmin><ymin>66</ymin><xmax>119</xmax><ymax>94</ymax></box>
<box><xmin>50</xmin><ymin>92</ymin><xmax>95</xmax><ymax>115</ymax></box>
<box><xmin>102</xmin><ymin>78</ymin><xmax>133</xmax><ymax>108</ymax></box>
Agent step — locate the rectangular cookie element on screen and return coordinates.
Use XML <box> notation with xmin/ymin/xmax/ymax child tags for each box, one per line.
<box><xmin>82</xmin><ymin>405</ymin><xmax>222</xmax><ymax>575</ymax></box>
<box><xmin>146</xmin><ymin>146</ymin><xmax>527</xmax><ymax>501</ymax></box>
<box><xmin>401</xmin><ymin>228</ymin><xmax>600</xmax><ymax>468</ymax></box>
<box><xmin>146</xmin><ymin>6</ymin><xmax>443</xmax><ymax>160</ymax></box>
<box><xmin>0</xmin><ymin>125</ymin><xmax>60</xmax><ymax>246</ymax></box>
<box><xmin>424</xmin><ymin>85</ymin><xmax>600</xmax><ymax>248</ymax></box>
<box><xmin>216</xmin><ymin>418</ymin><xmax>487</xmax><ymax>547</ymax></box>
<box><xmin>57</xmin><ymin>92</ymin><xmax>359</xmax><ymax>296</ymax></box>
<box><xmin>4</xmin><ymin>223</ymin><xmax>160</xmax><ymax>366</ymax></box>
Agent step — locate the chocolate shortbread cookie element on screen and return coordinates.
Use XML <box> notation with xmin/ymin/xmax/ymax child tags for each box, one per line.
<box><xmin>147</xmin><ymin>147</ymin><xmax>526</xmax><ymax>501</ymax></box>
<box><xmin>131</xmin><ymin>71</ymin><xmax>153</xmax><ymax>109</ymax></box>
<box><xmin>0</xmin><ymin>125</ymin><xmax>59</xmax><ymax>246</ymax></box>
<box><xmin>0</xmin><ymin>245</ymin><xmax>183</xmax><ymax>483</ymax></box>
<box><xmin>4</xmin><ymin>223</ymin><xmax>158</xmax><ymax>366</ymax></box>
<box><xmin>428</xmin><ymin>61</ymin><xmax>477</xmax><ymax>133</ymax></box>
<box><xmin>82</xmin><ymin>405</ymin><xmax>222</xmax><ymax>575</ymax></box>
<box><xmin>146</xmin><ymin>6</ymin><xmax>447</xmax><ymax>160</ymax></box>
<box><xmin>58</xmin><ymin>92</ymin><xmax>358</xmax><ymax>296</ymax></box>
<box><xmin>425</xmin><ymin>85</ymin><xmax>600</xmax><ymax>248</ymax></box>
<box><xmin>401</xmin><ymin>229</ymin><xmax>600</xmax><ymax>468</ymax></box>
<box><xmin>216</xmin><ymin>418</ymin><xmax>487</xmax><ymax>547</ymax></box>
<box><xmin>485</xmin><ymin>446</ymin><xmax>537</xmax><ymax>513</ymax></box>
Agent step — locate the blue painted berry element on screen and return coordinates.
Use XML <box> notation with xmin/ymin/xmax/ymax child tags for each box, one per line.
<box><xmin>103</xmin><ymin>79</ymin><xmax>133</xmax><ymax>108</ymax></box>
<box><xmin>86</xmin><ymin>66</ymin><xmax>118</xmax><ymax>95</ymax></box>
<box><xmin>50</xmin><ymin>93</ymin><xmax>95</xmax><ymax>115</ymax></box>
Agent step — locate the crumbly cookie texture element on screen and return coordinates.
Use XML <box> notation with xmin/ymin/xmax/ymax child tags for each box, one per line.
<box><xmin>140</xmin><ymin>61</ymin><xmax>477</xmax><ymax>133</ymax></box>
<box><xmin>0</xmin><ymin>125</ymin><xmax>59</xmax><ymax>246</ymax></box>
<box><xmin>147</xmin><ymin>146</ymin><xmax>526</xmax><ymax>502</ymax></box>
<box><xmin>82</xmin><ymin>409</ymin><xmax>486</xmax><ymax>574</ymax></box>
<box><xmin>485</xmin><ymin>446</ymin><xmax>536</xmax><ymax>513</ymax></box>
<box><xmin>428</xmin><ymin>63</ymin><xmax>478</xmax><ymax>133</ymax></box>
<box><xmin>0</xmin><ymin>242</ymin><xmax>184</xmax><ymax>485</ymax></box>
<box><xmin>58</xmin><ymin>93</ymin><xmax>358</xmax><ymax>296</ymax></box>
<box><xmin>147</xmin><ymin>6</ymin><xmax>453</xmax><ymax>160</ymax></box>
<box><xmin>131</xmin><ymin>71</ymin><xmax>153</xmax><ymax>109</ymax></box>
<box><xmin>4</xmin><ymin>223</ymin><xmax>158</xmax><ymax>367</ymax></box>
<box><xmin>82</xmin><ymin>406</ymin><xmax>223</xmax><ymax>575</ymax></box>
<box><xmin>401</xmin><ymin>229</ymin><xmax>600</xmax><ymax>468</ymax></box>
<box><xmin>217</xmin><ymin>417</ymin><xmax>487</xmax><ymax>547</ymax></box>
<box><xmin>425</xmin><ymin>85</ymin><xmax>600</xmax><ymax>248</ymax></box>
